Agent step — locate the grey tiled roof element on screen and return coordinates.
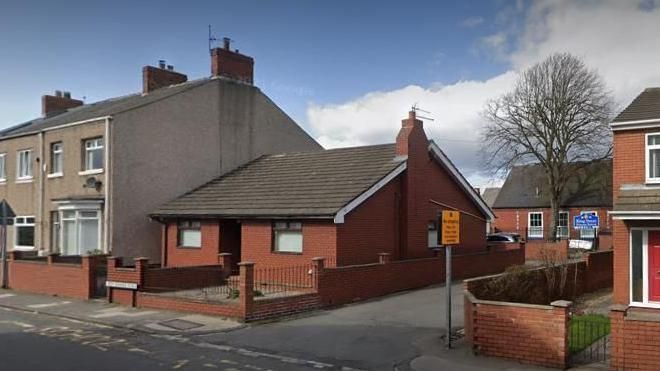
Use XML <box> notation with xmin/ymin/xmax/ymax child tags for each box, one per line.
<box><xmin>152</xmin><ymin>144</ymin><xmax>405</xmax><ymax>218</ymax></box>
<box><xmin>492</xmin><ymin>159</ymin><xmax>612</xmax><ymax>209</ymax></box>
<box><xmin>481</xmin><ymin>187</ymin><xmax>500</xmax><ymax>208</ymax></box>
<box><xmin>613</xmin><ymin>87</ymin><xmax>660</xmax><ymax>123</ymax></box>
<box><xmin>0</xmin><ymin>78</ymin><xmax>215</xmax><ymax>137</ymax></box>
<box><xmin>614</xmin><ymin>189</ymin><xmax>660</xmax><ymax>212</ymax></box>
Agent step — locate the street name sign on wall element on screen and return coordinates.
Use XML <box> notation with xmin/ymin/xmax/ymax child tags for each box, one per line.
<box><xmin>441</xmin><ymin>210</ymin><xmax>460</xmax><ymax>245</ymax></box>
<box><xmin>573</xmin><ymin>213</ymin><xmax>599</xmax><ymax>229</ymax></box>
<box><xmin>105</xmin><ymin>281</ymin><xmax>138</xmax><ymax>290</ymax></box>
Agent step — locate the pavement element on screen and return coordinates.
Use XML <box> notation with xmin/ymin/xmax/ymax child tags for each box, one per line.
<box><xmin>0</xmin><ymin>289</ymin><xmax>243</xmax><ymax>335</ymax></box>
<box><xmin>0</xmin><ymin>284</ymin><xmax>591</xmax><ymax>370</ymax></box>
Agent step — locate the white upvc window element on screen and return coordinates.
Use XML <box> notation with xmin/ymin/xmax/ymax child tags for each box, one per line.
<box><xmin>14</xmin><ymin>216</ymin><xmax>35</xmax><ymax>250</ymax></box>
<box><xmin>428</xmin><ymin>220</ymin><xmax>439</xmax><ymax>248</ymax></box>
<box><xmin>177</xmin><ymin>220</ymin><xmax>202</xmax><ymax>248</ymax></box>
<box><xmin>50</xmin><ymin>141</ymin><xmax>63</xmax><ymax>176</ymax></box>
<box><xmin>557</xmin><ymin>211</ymin><xmax>569</xmax><ymax>239</ymax></box>
<box><xmin>60</xmin><ymin>209</ymin><xmax>101</xmax><ymax>256</ymax></box>
<box><xmin>0</xmin><ymin>153</ymin><xmax>6</xmax><ymax>182</ymax></box>
<box><xmin>273</xmin><ymin>221</ymin><xmax>303</xmax><ymax>253</ymax></box>
<box><xmin>629</xmin><ymin>228</ymin><xmax>660</xmax><ymax>308</ymax></box>
<box><xmin>83</xmin><ymin>137</ymin><xmax>104</xmax><ymax>172</ymax></box>
<box><xmin>579</xmin><ymin>211</ymin><xmax>598</xmax><ymax>239</ymax></box>
<box><xmin>528</xmin><ymin>212</ymin><xmax>543</xmax><ymax>239</ymax></box>
<box><xmin>16</xmin><ymin>149</ymin><xmax>33</xmax><ymax>180</ymax></box>
<box><xmin>646</xmin><ymin>133</ymin><xmax>660</xmax><ymax>183</ymax></box>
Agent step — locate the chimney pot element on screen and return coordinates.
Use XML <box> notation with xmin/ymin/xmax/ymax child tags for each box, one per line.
<box><xmin>63</xmin><ymin>91</ymin><xmax>71</xmax><ymax>99</ymax></box>
<box><xmin>158</xmin><ymin>60</ymin><xmax>166</xmax><ymax>69</ymax></box>
<box><xmin>55</xmin><ymin>90</ymin><xmax>62</xmax><ymax>97</ymax></box>
<box><xmin>210</xmin><ymin>40</ymin><xmax>254</xmax><ymax>84</ymax></box>
<box><xmin>167</xmin><ymin>65</ymin><xmax>174</xmax><ymax>71</ymax></box>
<box><xmin>395</xmin><ymin>110</ymin><xmax>428</xmax><ymax>156</ymax></box>
<box><xmin>223</xmin><ymin>37</ymin><xmax>231</xmax><ymax>50</ymax></box>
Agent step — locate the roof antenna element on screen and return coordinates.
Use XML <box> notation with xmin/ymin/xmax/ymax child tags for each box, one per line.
<box><xmin>208</xmin><ymin>25</ymin><xmax>217</xmax><ymax>55</ymax></box>
<box><xmin>411</xmin><ymin>103</ymin><xmax>435</xmax><ymax>121</ymax></box>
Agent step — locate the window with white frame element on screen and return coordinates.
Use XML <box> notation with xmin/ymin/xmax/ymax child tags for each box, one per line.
<box><xmin>177</xmin><ymin>220</ymin><xmax>201</xmax><ymax>248</ymax></box>
<box><xmin>60</xmin><ymin>209</ymin><xmax>100</xmax><ymax>255</ymax></box>
<box><xmin>50</xmin><ymin>142</ymin><xmax>63</xmax><ymax>175</ymax></box>
<box><xmin>273</xmin><ymin>221</ymin><xmax>303</xmax><ymax>253</ymax></box>
<box><xmin>647</xmin><ymin>134</ymin><xmax>660</xmax><ymax>182</ymax></box>
<box><xmin>557</xmin><ymin>211</ymin><xmax>569</xmax><ymax>238</ymax></box>
<box><xmin>50</xmin><ymin>211</ymin><xmax>60</xmax><ymax>252</ymax></box>
<box><xmin>83</xmin><ymin>137</ymin><xmax>103</xmax><ymax>171</ymax></box>
<box><xmin>528</xmin><ymin>212</ymin><xmax>543</xmax><ymax>239</ymax></box>
<box><xmin>631</xmin><ymin>229</ymin><xmax>644</xmax><ymax>303</ymax></box>
<box><xmin>579</xmin><ymin>211</ymin><xmax>598</xmax><ymax>239</ymax></box>
<box><xmin>14</xmin><ymin>216</ymin><xmax>35</xmax><ymax>249</ymax></box>
<box><xmin>629</xmin><ymin>229</ymin><xmax>660</xmax><ymax>305</ymax></box>
<box><xmin>0</xmin><ymin>153</ymin><xmax>6</xmax><ymax>181</ymax></box>
<box><xmin>428</xmin><ymin>220</ymin><xmax>439</xmax><ymax>248</ymax></box>
<box><xmin>17</xmin><ymin>149</ymin><xmax>32</xmax><ymax>179</ymax></box>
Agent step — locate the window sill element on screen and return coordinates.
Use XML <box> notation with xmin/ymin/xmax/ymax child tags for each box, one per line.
<box><xmin>79</xmin><ymin>169</ymin><xmax>104</xmax><ymax>176</ymax></box>
<box><xmin>0</xmin><ymin>179</ymin><xmax>6</xmax><ymax>185</ymax></box>
<box><xmin>271</xmin><ymin>251</ymin><xmax>303</xmax><ymax>255</ymax></box>
<box><xmin>47</xmin><ymin>173</ymin><xmax>63</xmax><ymax>179</ymax></box>
<box><xmin>629</xmin><ymin>301</ymin><xmax>660</xmax><ymax>310</ymax></box>
<box><xmin>177</xmin><ymin>245</ymin><xmax>202</xmax><ymax>249</ymax></box>
<box><xmin>15</xmin><ymin>177</ymin><xmax>34</xmax><ymax>184</ymax></box>
<box><xmin>646</xmin><ymin>178</ymin><xmax>660</xmax><ymax>185</ymax></box>
<box><xmin>13</xmin><ymin>246</ymin><xmax>35</xmax><ymax>251</ymax></box>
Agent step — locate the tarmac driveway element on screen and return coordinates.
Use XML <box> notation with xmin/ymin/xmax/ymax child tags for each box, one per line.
<box><xmin>198</xmin><ymin>283</ymin><xmax>465</xmax><ymax>370</ymax></box>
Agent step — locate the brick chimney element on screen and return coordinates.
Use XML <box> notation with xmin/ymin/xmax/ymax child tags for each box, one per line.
<box><xmin>395</xmin><ymin>110</ymin><xmax>428</xmax><ymax>156</ymax></box>
<box><xmin>42</xmin><ymin>91</ymin><xmax>83</xmax><ymax>117</ymax></box>
<box><xmin>142</xmin><ymin>61</ymin><xmax>188</xmax><ymax>94</ymax></box>
<box><xmin>210</xmin><ymin>37</ymin><xmax>254</xmax><ymax>84</ymax></box>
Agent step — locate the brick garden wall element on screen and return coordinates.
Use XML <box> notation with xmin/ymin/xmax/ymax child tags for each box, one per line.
<box><xmin>611</xmin><ymin>306</ymin><xmax>660</xmax><ymax>371</ymax></box>
<box><xmin>7</xmin><ymin>253</ymin><xmax>106</xmax><ymax>300</ymax></box>
<box><xmin>524</xmin><ymin>239</ymin><xmax>569</xmax><ymax>261</ymax></box>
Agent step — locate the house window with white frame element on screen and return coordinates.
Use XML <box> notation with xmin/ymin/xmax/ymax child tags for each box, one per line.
<box><xmin>50</xmin><ymin>142</ymin><xmax>63</xmax><ymax>175</ymax></box>
<box><xmin>83</xmin><ymin>137</ymin><xmax>103</xmax><ymax>171</ymax></box>
<box><xmin>0</xmin><ymin>153</ymin><xmax>6</xmax><ymax>182</ymax></box>
<box><xmin>273</xmin><ymin>221</ymin><xmax>303</xmax><ymax>253</ymax></box>
<box><xmin>14</xmin><ymin>216</ymin><xmax>35</xmax><ymax>249</ymax></box>
<box><xmin>50</xmin><ymin>211</ymin><xmax>60</xmax><ymax>252</ymax></box>
<box><xmin>177</xmin><ymin>220</ymin><xmax>202</xmax><ymax>248</ymax></box>
<box><xmin>60</xmin><ymin>209</ymin><xmax>101</xmax><ymax>255</ymax></box>
<box><xmin>528</xmin><ymin>212</ymin><xmax>543</xmax><ymax>239</ymax></box>
<box><xmin>17</xmin><ymin>149</ymin><xmax>32</xmax><ymax>180</ymax></box>
<box><xmin>647</xmin><ymin>134</ymin><xmax>660</xmax><ymax>182</ymax></box>
<box><xmin>557</xmin><ymin>211</ymin><xmax>569</xmax><ymax>238</ymax></box>
<box><xmin>428</xmin><ymin>220</ymin><xmax>439</xmax><ymax>248</ymax></box>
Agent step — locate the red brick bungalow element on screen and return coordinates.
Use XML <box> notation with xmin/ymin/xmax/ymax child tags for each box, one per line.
<box><xmin>609</xmin><ymin>88</ymin><xmax>660</xmax><ymax>370</ymax></box>
<box><xmin>492</xmin><ymin>160</ymin><xmax>612</xmax><ymax>247</ymax></box>
<box><xmin>150</xmin><ymin>111</ymin><xmax>495</xmax><ymax>268</ymax></box>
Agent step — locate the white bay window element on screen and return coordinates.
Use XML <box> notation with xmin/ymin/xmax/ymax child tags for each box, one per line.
<box><xmin>56</xmin><ymin>204</ymin><xmax>102</xmax><ymax>256</ymax></box>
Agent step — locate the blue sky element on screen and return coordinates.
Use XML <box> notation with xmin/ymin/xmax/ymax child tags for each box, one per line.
<box><xmin>0</xmin><ymin>0</ymin><xmax>509</xmax><ymax>128</ymax></box>
<box><xmin>3</xmin><ymin>1</ymin><xmax>660</xmax><ymax>186</ymax></box>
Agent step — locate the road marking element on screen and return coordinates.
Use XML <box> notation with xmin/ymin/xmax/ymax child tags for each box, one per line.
<box><xmin>90</xmin><ymin>309</ymin><xmax>157</xmax><ymax>318</ymax></box>
<box><xmin>27</xmin><ymin>301</ymin><xmax>71</xmax><ymax>308</ymax></box>
<box><xmin>0</xmin><ymin>320</ymin><xmax>35</xmax><ymax>328</ymax></box>
<box><xmin>0</xmin><ymin>293</ymin><xmax>16</xmax><ymax>299</ymax></box>
<box><xmin>172</xmin><ymin>360</ymin><xmax>189</xmax><ymax>369</ymax></box>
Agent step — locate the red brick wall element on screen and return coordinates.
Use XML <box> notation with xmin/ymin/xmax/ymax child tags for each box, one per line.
<box><xmin>137</xmin><ymin>293</ymin><xmax>242</xmax><ymax>317</ymax></box>
<box><xmin>337</xmin><ymin>178</ymin><xmax>401</xmax><ymax>265</ymax></box>
<box><xmin>584</xmin><ymin>250</ymin><xmax>613</xmax><ymax>292</ymax></box>
<box><xmin>241</xmin><ymin>220</ymin><xmax>337</xmax><ymax>267</ymax></box>
<box><xmin>465</xmin><ymin>294</ymin><xmax>569</xmax><ymax>369</ymax></box>
<box><xmin>7</xmin><ymin>255</ymin><xmax>103</xmax><ymax>300</ymax></box>
<box><xmin>611</xmin><ymin>308</ymin><xmax>660</xmax><ymax>370</ymax></box>
<box><xmin>525</xmin><ymin>240</ymin><xmax>569</xmax><ymax>261</ymax></box>
<box><xmin>613</xmin><ymin>129</ymin><xmax>646</xmax><ymax>193</ymax></box>
<box><xmin>249</xmin><ymin>294</ymin><xmax>322</xmax><ymax>321</ymax></box>
<box><xmin>143</xmin><ymin>265</ymin><xmax>225</xmax><ymax>291</ymax></box>
<box><xmin>165</xmin><ymin>221</ymin><xmax>221</xmax><ymax>267</ymax></box>
<box><xmin>613</xmin><ymin>219</ymin><xmax>629</xmax><ymax>304</ymax></box>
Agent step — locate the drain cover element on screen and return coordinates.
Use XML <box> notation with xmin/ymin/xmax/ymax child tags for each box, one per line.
<box><xmin>159</xmin><ymin>319</ymin><xmax>204</xmax><ymax>331</ymax></box>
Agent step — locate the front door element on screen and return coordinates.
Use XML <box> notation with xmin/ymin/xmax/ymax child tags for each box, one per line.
<box><xmin>648</xmin><ymin>231</ymin><xmax>660</xmax><ymax>302</ymax></box>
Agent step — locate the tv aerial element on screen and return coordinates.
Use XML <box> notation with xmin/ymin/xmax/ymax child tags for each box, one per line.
<box><xmin>412</xmin><ymin>103</ymin><xmax>435</xmax><ymax>121</ymax></box>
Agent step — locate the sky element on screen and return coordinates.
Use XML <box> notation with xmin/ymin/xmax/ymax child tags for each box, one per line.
<box><xmin>2</xmin><ymin>0</ymin><xmax>660</xmax><ymax>187</ymax></box>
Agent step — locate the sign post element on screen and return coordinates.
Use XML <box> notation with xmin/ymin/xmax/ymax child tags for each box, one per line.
<box><xmin>440</xmin><ymin>210</ymin><xmax>460</xmax><ymax>349</ymax></box>
<box><xmin>0</xmin><ymin>199</ymin><xmax>16</xmax><ymax>289</ymax></box>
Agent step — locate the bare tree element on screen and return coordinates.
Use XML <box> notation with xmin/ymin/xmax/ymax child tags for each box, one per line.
<box><xmin>482</xmin><ymin>53</ymin><xmax>614</xmax><ymax>240</ymax></box>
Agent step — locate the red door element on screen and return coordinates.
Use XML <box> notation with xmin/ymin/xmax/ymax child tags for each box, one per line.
<box><xmin>648</xmin><ymin>231</ymin><xmax>660</xmax><ymax>302</ymax></box>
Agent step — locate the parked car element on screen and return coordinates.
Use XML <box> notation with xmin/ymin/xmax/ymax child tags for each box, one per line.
<box><xmin>487</xmin><ymin>232</ymin><xmax>521</xmax><ymax>243</ymax></box>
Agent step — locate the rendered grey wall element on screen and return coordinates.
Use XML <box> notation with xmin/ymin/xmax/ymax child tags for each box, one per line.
<box><xmin>110</xmin><ymin>78</ymin><xmax>321</xmax><ymax>260</ymax></box>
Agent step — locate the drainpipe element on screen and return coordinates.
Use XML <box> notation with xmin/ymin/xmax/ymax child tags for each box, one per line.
<box><xmin>103</xmin><ymin>117</ymin><xmax>112</xmax><ymax>254</ymax></box>
<box><xmin>37</xmin><ymin>131</ymin><xmax>45</xmax><ymax>254</ymax></box>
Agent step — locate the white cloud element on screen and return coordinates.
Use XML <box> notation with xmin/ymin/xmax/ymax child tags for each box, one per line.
<box><xmin>461</xmin><ymin>16</ymin><xmax>484</xmax><ymax>28</ymax></box>
<box><xmin>307</xmin><ymin>0</ymin><xmax>660</xmax><ymax>187</ymax></box>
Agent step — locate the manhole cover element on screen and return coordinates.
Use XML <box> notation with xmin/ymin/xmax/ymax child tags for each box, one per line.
<box><xmin>159</xmin><ymin>319</ymin><xmax>204</xmax><ymax>331</ymax></box>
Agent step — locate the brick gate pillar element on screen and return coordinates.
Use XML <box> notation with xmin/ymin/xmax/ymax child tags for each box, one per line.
<box><xmin>238</xmin><ymin>261</ymin><xmax>255</xmax><ymax>321</ymax></box>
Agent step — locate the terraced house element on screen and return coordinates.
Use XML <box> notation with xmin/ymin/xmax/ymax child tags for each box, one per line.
<box><xmin>0</xmin><ymin>42</ymin><xmax>321</xmax><ymax>261</ymax></box>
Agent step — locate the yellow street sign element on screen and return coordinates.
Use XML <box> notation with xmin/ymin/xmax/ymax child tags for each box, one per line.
<box><xmin>441</xmin><ymin>210</ymin><xmax>460</xmax><ymax>245</ymax></box>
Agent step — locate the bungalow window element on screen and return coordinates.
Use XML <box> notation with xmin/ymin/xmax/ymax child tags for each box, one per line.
<box><xmin>15</xmin><ymin>216</ymin><xmax>35</xmax><ymax>249</ymax></box>
<box><xmin>528</xmin><ymin>212</ymin><xmax>543</xmax><ymax>239</ymax></box>
<box><xmin>177</xmin><ymin>221</ymin><xmax>201</xmax><ymax>248</ymax></box>
<box><xmin>647</xmin><ymin>134</ymin><xmax>660</xmax><ymax>183</ymax></box>
<box><xmin>428</xmin><ymin>221</ymin><xmax>439</xmax><ymax>248</ymax></box>
<box><xmin>83</xmin><ymin>137</ymin><xmax>104</xmax><ymax>171</ymax></box>
<box><xmin>273</xmin><ymin>221</ymin><xmax>303</xmax><ymax>253</ymax></box>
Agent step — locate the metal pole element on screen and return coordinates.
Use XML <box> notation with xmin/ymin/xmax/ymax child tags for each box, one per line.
<box><xmin>446</xmin><ymin>245</ymin><xmax>452</xmax><ymax>349</ymax></box>
<box><xmin>1</xmin><ymin>202</ymin><xmax>7</xmax><ymax>289</ymax></box>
